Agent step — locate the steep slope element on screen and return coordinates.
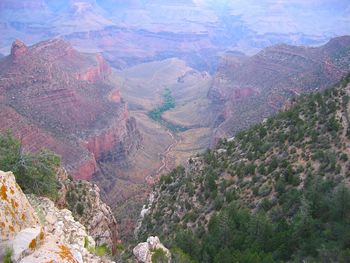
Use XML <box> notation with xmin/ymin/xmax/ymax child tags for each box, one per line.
<box><xmin>0</xmin><ymin>131</ymin><xmax>119</xmax><ymax>258</ymax></box>
<box><xmin>56</xmin><ymin>168</ymin><xmax>119</xmax><ymax>255</ymax></box>
<box><xmin>210</xmin><ymin>36</ymin><xmax>350</xmax><ymax>140</ymax></box>
<box><xmin>0</xmin><ymin>170</ymin><xmax>112</xmax><ymax>262</ymax></box>
<box><xmin>0</xmin><ymin>38</ymin><xmax>141</xmax><ymax>182</ymax></box>
<box><xmin>139</xmin><ymin>74</ymin><xmax>350</xmax><ymax>262</ymax></box>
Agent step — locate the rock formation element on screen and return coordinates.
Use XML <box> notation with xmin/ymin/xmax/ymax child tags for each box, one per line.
<box><xmin>10</xmin><ymin>40</ymin><xmax>28</xmax><ymax>59</ymax></box>
<box><xmin>133</xmin><ymin>236</ymin><xmax>171</xmax><ymax>263</ymax></box>
<box><xmin>0</xmin><ymin>171</ymin><xmax>39</xmax><ymax>241</ymax></box>
<box><xmin>0</xmin><ymin>170</ymin><xmax>113</xmax><ymax>263</ymax></box>
<box><xmin>209</xmin><ymin>36</ymin><xmax>350</xmax><ymax>139</ymax></box>
<box><xmin>0</xmin><ymin>38</ymin><xmax>141</xmax><ymax>181</ymax></box>
<box><xmin>57</xmin><ymin>168</ymin><xmax>119</xmax><ymax>254</ymax></box>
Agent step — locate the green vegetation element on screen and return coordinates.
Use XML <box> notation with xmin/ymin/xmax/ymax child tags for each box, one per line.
<box><xmin>148</xmin><ymin>89</ymin><xmax>188</xmax><ymax>132</ymax></box>
<box><xmin>171</xmin><ymin>247</ymin><xmax>195</xmax><ymax>263</ymax></box>
<box><xmin>3</xmin><ymin>247</ymin><xmax>13</xmax><ymax>263</ymax></box>
<box><xmin>149</xmin><ymin>88</ymin><xmax>175</xmax><ymax>120</ymax></box>
<box><xmin>0</xmin><ymin>131</ymin><xmax>60</xmax><ymax>199</ymax></box>
<box><xmin>65</xmin><ymin>180</ymin><xmax>95</xmax><ymax>222</ymax></box>
<box><xmin>139</xmin><ymin>74</ymin><xmax>350</xmax><ymax>262</ymax></box>
<box><xmin>94</xmin><ymin>245</ymin><xmax>111</xmax><ymax>257</ymax></box>
<box><xmin>85</xmin><ymin>237</ymin><xmax>111</xmax><ymax>257</ymax></box>
<box><xmin>151</xmin><ymin>248</ymin><xmax>168</xmax><ymax>263</ymax></box>
<box><xmin>171</xmin><ymin>180</ymin><xmax>350</xmax><ymax>262</ymax></box>
<box><xmin>84</xmin><ymin>237</ymin><xmax>89</xmax><ymax>249</ymax></box>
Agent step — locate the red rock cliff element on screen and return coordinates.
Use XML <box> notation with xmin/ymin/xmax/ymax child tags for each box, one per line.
<box><xmin>0</xmin><ymin>38</ymin><xmax>141</xmax><ymax>181</ymax></box>
<box><xmin>76</xmin><ymin>53</ymin><xmax>112</xmax><ymax>83</ymax></box>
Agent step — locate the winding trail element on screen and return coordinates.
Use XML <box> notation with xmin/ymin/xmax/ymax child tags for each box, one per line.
<box><xmin>144</xmin><ymin>129</ymin><xmax>180</xmax><ymax>185</ymax></box>
<box><xmin>155</xmin><ymin>130</ymin><xmax>180</xmax><ymax>178</ymax></box>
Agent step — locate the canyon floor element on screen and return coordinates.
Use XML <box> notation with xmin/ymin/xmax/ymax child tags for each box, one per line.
<box><xmin>102</xmin><ymin>58</ymin><xmax>216</xmax><ymax>240</ymax></box>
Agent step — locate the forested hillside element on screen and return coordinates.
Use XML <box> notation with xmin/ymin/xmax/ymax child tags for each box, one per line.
<box><xmin>138</xmin><ymin>74</ymin><xmax>350</xmax><ymax>262</ymax></box>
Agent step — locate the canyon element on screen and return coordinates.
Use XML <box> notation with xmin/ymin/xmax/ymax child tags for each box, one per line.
<box><xmin>209</xmin><ymin>36</ymin><xmax>350</xmax><ymax>140</ymax></box>
<box><xmin>111</xmin><ymin>37</ymin><xmax>350</xmax><ymax>239</ymax></box>
<box><xmin>0</xmin><ymin>0</ymin><xmax>350</xmax><ymax>252</ymax></box>
<box><xmin>0</xmin><ymin>39</ymin><xmax>142</xmax><ymax>214</ymax></box>
<box><xmin>1</xmin><ymin>36</ymin><xmax>350</xmax><ymax>243</ymax></box>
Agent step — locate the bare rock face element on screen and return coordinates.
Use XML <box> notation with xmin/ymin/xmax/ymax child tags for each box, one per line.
<box><xmin>133</xmin><ymin>236</ymin><xmax>171</xmax><ymax>263</ymax></box>
<box><xmin>209</xmin><ymin>36</ymin><xmax>350</xmax><ymax>139</ymax></box>
<box><xmin>0</xmin><ymin>38</ymin><xmax>141</xmax><ymax>181</ymax></box>
<box><xmin>10</xmin><ymin>39</ymin><xmax>28</xmax><ymax>59</ymax></box>
<box><xmin>0</xmin><ymin>170</ymin><xmax>113</xmax><ymax>263</ymax></box>
<box><xmin>57</xmin><ymin>169</ymin><xmax>119</xmax><ymax>255</ymax></box>
<box><xmin>0</xmin><ymin>171</ymin><xmax>40</xmax><ymax>241</ymax></box>
<box><xmin>27</xmin><ymin>195</ymin><xmax>96</xmax><ymax>250</ymax></box>
<box><xmin>76</xmin><ymin>53</ymin><xmax>112</xmax><ymax>83</ymax></box>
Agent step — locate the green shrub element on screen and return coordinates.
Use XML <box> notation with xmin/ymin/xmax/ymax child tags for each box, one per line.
<box><xmin>152</xmin><ymin>248</ymin><xmax>168</xmax><ymax>263</ymax></box>
<box><xmin>3</xmin><ymin>247</ymin><xmax>13</xmax><ymax>263</ymax></box>
<box><xmin>0</xmin><ymin>131</ymin><xmax>60</xmax><ymax>199</ymax></box>
<box><xmin>76</xmin><ymin>202</ymin><xmax>85</xmax><ymax>216</ymax></box>
<box><xmin>95</xmin><ymin>245</ymin><xmax>110</xmax><ymax>257</ymax></box>
<box><xmin>171</xmin><ymin>247</ymin><xmax>194</xmax><ymax>263</ymax></box>
<box><xmin>258</xmin><ymin>183</ymin><xmax>272</xmax><ymax>197</ymax></box>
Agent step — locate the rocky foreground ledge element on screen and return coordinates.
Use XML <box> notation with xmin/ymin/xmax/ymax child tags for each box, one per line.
<box><xmin>0</xmin><ymin>170</ymin><xmax>113</xmax><ymax>263</ymax></box>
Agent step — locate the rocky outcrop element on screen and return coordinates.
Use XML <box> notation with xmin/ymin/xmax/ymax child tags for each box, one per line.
<box><xmin>0</xmin><ymin>39</ymin><xmax>141</xmax><ymax>181</ymax></box>
<box><xmin>76</xmin><ymin>54</ymin><xmax>111</xmax><ymax>83</ymax></box>
<box><xmin>209</xmin><ymin>36</ymin><xmax>350</xmax><ymax>138</ymax></box>
<box><xmin>10</xmin><ymin>40</ymin><xmax>28</xmax><ymax>59</ymax></box>
<box><xmin>28</xmin><ymin>195</ymin><xmax>95</xmax><ymax>250</ymax></box>
<box><xmin>0</xmin><ymin>171</ymin><xmax>39</xmax><ymax>241</ymax></box>
<box><xmin>57</xmin><ymin>169</ymin><xmax>119</xmax><ymax>254</ymax></box>
<box><xmin>133</xmin><ymin>236</ymin><xmax>171</xmax><ymax>263</ymax></box>
<box><xmin>0</xmin><ymin>170</ymin><xmax>113</xmax><ymax>263</ymax></box>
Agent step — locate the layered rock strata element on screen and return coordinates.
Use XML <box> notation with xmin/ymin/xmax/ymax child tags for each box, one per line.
<box><xmin>0</xmin><ymin>38</ymin><xmax>141</xmax><ymax>181</ymax></box>
<box><xmin>209</xmin><ymin>36</ymin><xmax>350</xmax><ymax>139</ymax></box>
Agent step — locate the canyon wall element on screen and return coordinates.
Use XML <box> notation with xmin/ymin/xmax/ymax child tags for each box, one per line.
<box><xmin>209</xmin><ymin>36</ymin><xmax>350</xmax><ymax>139</ymax></box>
<box><xmin>0</xmin><ymin>38</ymin><xmax>141</xmax><ymax>181</ymax></box>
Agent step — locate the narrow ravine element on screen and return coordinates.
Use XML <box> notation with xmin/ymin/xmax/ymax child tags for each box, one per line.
<box><xmin>155</xmin><ymin>130</ymin><xmax>180</xmax><ymax>177</ymax></box>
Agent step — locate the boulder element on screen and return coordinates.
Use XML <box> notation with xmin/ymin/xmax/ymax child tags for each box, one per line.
<box><xmin>133</xmin><ymin>236</ymin><xmax>171</xmax><ymax>263</ymax></box>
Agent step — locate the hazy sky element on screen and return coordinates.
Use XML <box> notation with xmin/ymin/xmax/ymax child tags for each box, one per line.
<box><xmin>194</xmin><ymin>0</ymin><xmax>350</xmax><ymax>35</ymax></box>
<box><xmin>0</xmin><ymin>0</ymin><xmax>349</xmax><ymax>54</ymax></box>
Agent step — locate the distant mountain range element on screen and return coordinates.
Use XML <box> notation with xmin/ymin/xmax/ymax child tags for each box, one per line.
<box><xmin>1</xmin><ymin>0</ymin><xmax>349</xmax><ymax>71</ymax></box>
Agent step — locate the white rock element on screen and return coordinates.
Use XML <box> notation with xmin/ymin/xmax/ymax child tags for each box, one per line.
<box><xmin>0</xmin><ymin>170</ymin><xmax>113</xmax><ymax>263</ymax></box>
<box><xmin>147</xmin><ymin>236</ymin><xmax>160</xmax><ymax>250</ymax></box>
<box><xmin>217</xmin><ymin>148</ymin><xmax>227</xmax><ymax>154</ymax></box>
<box><xmin>133</xmin><ymin>236</ymin><xmax>171</xmax><ymax>263</ymax></box>
<box><xmin>133</xmin><ymin>242</ymin><xmax>151</xmax><ymax>263</ymax></box>
<box><xmin>11</xmin><ymin>227</ymin><xmax>42</xmax><ymax>262</ymax></box>
<box><xmin>227</xmin><ymin>136</ymin><xmax>235</xmax><ymax>142</ymax></box>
